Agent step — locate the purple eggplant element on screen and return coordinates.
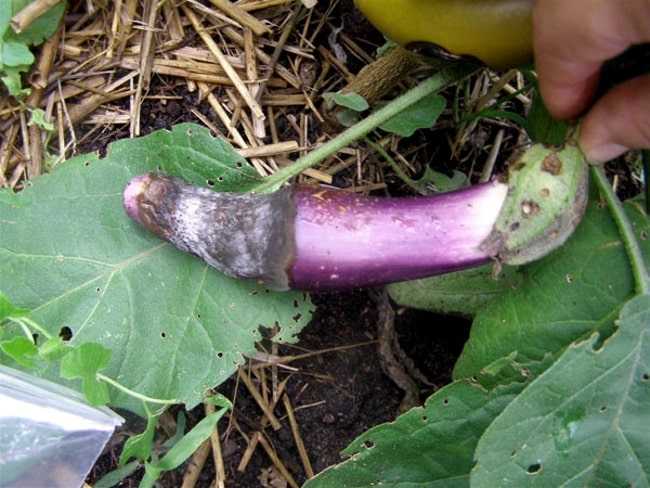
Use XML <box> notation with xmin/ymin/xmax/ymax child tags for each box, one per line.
<box><xmin>124</xmin><ymin>173</ymin><xmax>508</xmax><ymax>291</ymax></box>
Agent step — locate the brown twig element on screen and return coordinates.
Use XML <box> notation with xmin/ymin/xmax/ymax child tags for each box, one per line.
<box><xmin>10</xmin><ymin>0</ymin><xmax>62</xmax><ymax>34</ymax></box>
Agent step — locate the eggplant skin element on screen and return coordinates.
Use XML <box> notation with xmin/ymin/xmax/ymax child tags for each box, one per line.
<box><xmin>124</xmin><ymin>174</ymin><xmax>508</xmax><ymax>292</ymax></box>
<box><xmin>289</xmin><ymin>182</ymin><xmax>507</xmax><ymax>291</ymax></box>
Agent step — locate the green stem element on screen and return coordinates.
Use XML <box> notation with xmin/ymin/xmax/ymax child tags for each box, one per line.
<box><xmin>11</xmin><ymin>316</ymin><xmax>53</xmax><ymax>340</ymax></box>
<box><xmin>592</xmin><ymin>165</ymin><xmax>650</xmax><ymax>296</ymax></box>
<box><xmin>643</xmin><ymin>149</ymin><xmax>649</xmax><ymax>214</ymax></box>
<box><xmin>251</xmin><ymin>63</ymin><xmax>477</xmax><ymax>193</ymax></box>
<box><xmin>97</xmin><ymin>373</ymin><xmax>180</xmax><ymax>405</ymax></box>
<box><xmin>364</xmin><ymin>136</ymin><xmax>419</xmax><ymax>191</ymax></box>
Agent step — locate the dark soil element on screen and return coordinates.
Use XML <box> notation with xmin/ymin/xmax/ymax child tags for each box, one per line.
<box><xmin>87</xmin><ymin>291</ymin><xmax>470</xmax><ymax>487</ymax></box>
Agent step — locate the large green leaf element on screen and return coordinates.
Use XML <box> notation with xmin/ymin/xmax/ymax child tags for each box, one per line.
<box><xmin>472</xmin><ymin>295</ymin><xmax>650</xmax><ymax>487</ymax></box>
<box><xmin>387</xmin><ymin>263</ymin><xmax>524</xmax><ymax>318</ymax></box>
<box><xmin>454</xmin><ymin>199</ymin><xmax>650</xmax><ymax>386</ymax></box>
<box><xmin>304</xmin><ymin>380</ymin><xmax>523</xmax><ymax>488</ymax></box>
<box><xmin>0</xmin><ymin>124</ymin><xmax>313</xmax><ymax>413</ymax></box>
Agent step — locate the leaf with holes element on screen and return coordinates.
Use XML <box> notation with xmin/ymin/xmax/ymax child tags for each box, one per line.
<box><xmin>471</xmin><ymin>295</ymin><xmax>650</xmax><ymax>486</ymax></box>
<box><xmin>0</xmin><ymin>123</ymin><xmax>313</xmax><ymax>414</ymax></box>
<box><xmin>454</xmin><ymin>199</ymin><xmax>650</xmax><ymax>388</ymax></box>
<box><xmin>304</xmin><ymin>379</ymin><xmax>523</xmax><ymax>487</ymax></box>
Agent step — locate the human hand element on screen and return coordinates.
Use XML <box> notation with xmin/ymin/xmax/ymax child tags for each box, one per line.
<box><xmin>533</xmin><ymin>0</ymin><xmax>650</xmax><ymax>163</ymax></box>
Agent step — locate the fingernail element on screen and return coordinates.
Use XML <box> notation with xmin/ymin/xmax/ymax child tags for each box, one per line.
<box><xmin>584</xmin><ymin>142</ymin><xmax>629</xmax><ymax>165</ymax></box>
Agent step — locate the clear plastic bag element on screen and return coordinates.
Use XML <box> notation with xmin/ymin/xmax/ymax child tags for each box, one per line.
<box><xmin>0</xmin><ymin>366</ymin><xmax>123</xmax><ymax>488</ymax></box>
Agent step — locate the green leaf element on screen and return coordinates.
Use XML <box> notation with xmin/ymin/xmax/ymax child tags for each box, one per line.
<box><xmin>0</xmin><ymin>336</ymin><xmax>37</xmax><ymax>367</ymax></box>
<box><xmin>388</xmin><ymin>263</ymin><xmax>524</xmax><ymax>318</ymax></box>
<box><xmin>304</xmin><ymin>380</ymin><xmax>521</xmax><ymax>487</ymax></box>
<box><xmin>120</xmin><ymin>411</ymin><xmax>160</xmax><ymax>465</ymax></box>
<box><xmin>27</xmin><ymin>107</ymin><xmax>54</xmax><ymax>131</ymax></box>
<box><xmin>1</xmin><ymin>38</ymin><xmax>34</xmax><ymax>67</ymax></box>
<box><xmin>379</xmin><ymin>93</ymin><xmax>446</xmax><ymax>137</ymax></box>
<box><xmin>410</xmin><ymin>166</ymin><xmax>468</xmax><ymax>194</ymax></box>
<box><xmin>13</xmin><ymin>1</ymin><xmax>66</xmax><ymax>46</ymax></box>
<box><xmin>472</xmin><ymin>295</ymin><xmax>650</xmax><ymax>486</ymax></box>
<box><xmin>141</xmin><ymin>405</ymin><xmax>229</xmax><ymax>487</ymax></box>
<box><xmin>454</xmin><ymin>199</ymin><xmax>650</xmax><ymax>386</ymax></box>
<box><xmin>60</xmin><ymin>342</ymin><xmax>112</xmax><ymax>405</ymax></box>
<box><xmin>0</xmin><ymin>290</ymin><xmax>29</xmax><ymax>320</ymax></box>
<box><xmin>0</xmin><ymin>0</ymin><xmax>65</xmax><ymax>96</ymax></box>
<box><xmin>93</xmin><ymin>460</ymin><xmax>140</xmax><ymax>488</ymax></box>
<box><xmin>0</xmin><ymin>124</ymin><xmax>313</xmax><ymax>414</ymax></box>
<box><xmin>527</xmin><ymin>85</ymin><xmax>570</xmax><ymax>145</ymax></box>
<box><xmin>1</xmin><ymin>67</ymin><xmax>31</xmax><ymax>97</ymax></box>
<box><xmin>322</xmin><ymin>92</ymin><xmax>369</xmax><ymax>112</ymax></box>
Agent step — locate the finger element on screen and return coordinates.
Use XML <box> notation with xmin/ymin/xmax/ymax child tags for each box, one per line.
<box><xmin>533</xmin><ymin>0</ymin><xmax>650</xmax><ymax>119</ymax></box>
<box><xmin>579</xmin><ymin>74</ymin><xmax>650</xmax><ymax>163</ymax></box>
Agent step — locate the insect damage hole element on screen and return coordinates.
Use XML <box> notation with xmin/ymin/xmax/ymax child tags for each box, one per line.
<box><xmin>362</xmin><ymin>440</ymin><xmax>375</xmax><ymax>449</ymax></box>
<box><xmin>59</xmin><ymin>326</ymin><xmax>73</xmax><ymax>341</ymax></box>
<box><xmin>526</xmin><ymin>462</ymin><xmax>542</xmax><ymax>475</ymax></box>
<box><xmin>521</xmin><ymin>200</ymin><xmax>540</xmax><ymax>217</ymax></box>
<box><xmin>541</xmin><ymin>154</ymin><xmax>562</xmax><ymax>175</ymax></box>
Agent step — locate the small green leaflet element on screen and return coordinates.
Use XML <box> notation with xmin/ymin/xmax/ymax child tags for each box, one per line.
<box><xmin>379</xmin><ymin>93</ymin><xmax>446</xmax><ymax>136</ymax></box>
<box><xmin>322</xmin><ymin>92</ymin><xmax>369</xmax><ymax>112</ymax></box>
<box><xmin>60</xmin><ymin>342</ymin><xmax>111</xmax><ymax>406</ymax></box>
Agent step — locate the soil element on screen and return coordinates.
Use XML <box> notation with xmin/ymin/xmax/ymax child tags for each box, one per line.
<box><xmin>86</xmin><ymin>292</ymin><xmax>471</xmax><ymax>487</ymax></box>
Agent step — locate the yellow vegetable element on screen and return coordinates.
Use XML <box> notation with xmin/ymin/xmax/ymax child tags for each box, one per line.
<box><xmin>354</xmin><ymin>0</ymin><xmax>533</xmax><ymax>69</ymax></box>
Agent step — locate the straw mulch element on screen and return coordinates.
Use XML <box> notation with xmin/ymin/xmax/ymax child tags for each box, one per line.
<box><xmin>1</xmin><ymin>0</ymin><xmax>391</xmax><ymax>190</ymax></box>
<box><xmin>1</xmin><ymin>0</ymin><xmax>530</xmax><ymax>191</ymax></box>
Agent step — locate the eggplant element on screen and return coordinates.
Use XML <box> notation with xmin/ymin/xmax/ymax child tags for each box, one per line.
<box><xmin>124</xmin><ymin>173</ymin><xmax>508</xmax><ymax>291</ymax></box>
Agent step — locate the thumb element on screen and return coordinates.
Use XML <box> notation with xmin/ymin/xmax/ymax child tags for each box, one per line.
<box><xmin>579</xmin><ymin>74</ymin><xmax>650</xmax><ymax>164</ymax></box>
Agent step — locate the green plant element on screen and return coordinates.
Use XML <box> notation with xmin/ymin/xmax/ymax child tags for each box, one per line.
<box><xmin>1</xmin><ymin>59</ymin><xmax>648</xmax><ymax>487</ymax></box>
<box><xmin>0</xmin><ymin>0</ymin><xmax>64</xmax><ymax>129</ymax></box>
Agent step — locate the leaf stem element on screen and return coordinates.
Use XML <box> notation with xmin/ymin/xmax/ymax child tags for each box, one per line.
<box><xmin>11</xmin><ymin>316</ymin><xmax>53</xmax><ymax>341</ymax></box>
<box><xmin>363</xmin><ymin>136</ymin><xmax>419</xmax><ymax>191</ymax></box>
<box><xmin>97</xmin><ymin>373</ymin><xmax>180</xmax><ymax>405</ymax></box>
<box><xmin>251</xmin><ymin>63</ymin><xmax>478</xmax><ymax>193</ymax></box>
<box><xmin>592</xmin><ymin>165</ymin><xmax>650</xmax><ymax>296</ymax></box>
<box><xmin>643</xmin><ymin>149</ymin><xmax>649</xmax><ymax>213</ymax></box>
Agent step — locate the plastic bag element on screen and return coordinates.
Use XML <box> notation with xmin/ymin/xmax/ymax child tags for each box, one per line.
<box><xmin>0</xmin><ymin>366</ymin><xmax>123</xmax><ymax>487</ymax></box>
